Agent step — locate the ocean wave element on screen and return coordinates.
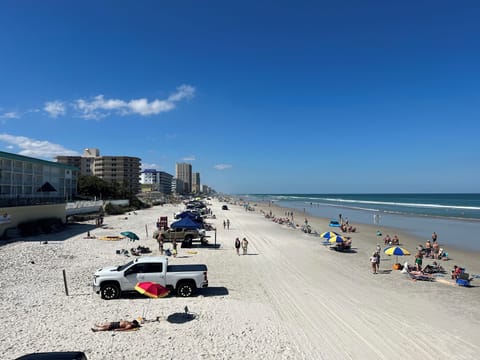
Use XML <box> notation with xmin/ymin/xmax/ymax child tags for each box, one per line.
<box><xmin>318</xmin><ymin>198</ymin><xmax>480</xmax><ymax>211</ymax></box>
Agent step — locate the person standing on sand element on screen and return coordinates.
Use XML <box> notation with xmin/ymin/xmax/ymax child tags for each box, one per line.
<box><xmin>172</xmin><ymin>240</ymin><xmax>178</xmax><ymax>257</ymax></box>
<box><xmin>374</xmin><ymin>251</ymin><xmax>381</xmax><ymax>273</ymax></box>
<box><xmin>432</xmin><ymin>231</ymin><xmax>438</xmax><ymax>243</ymax></box>
<box><xmin>235</xmin><ymin>237</ymin><xmax>241</xmax><ymax>255</ymax></box>
<box><xmin>242</xmin><ymin>237</ymin><xmax>249</xmax><ymax>255</ymax></box>
<box><xmin>370</xmin><ymin>252</ymin><xmax>378</xmax><ymax>274</ymax></box>
<box><xmin>226</xmin><ymin>219</ymin><xmax>230</xmax><ymax>230</ymax></box>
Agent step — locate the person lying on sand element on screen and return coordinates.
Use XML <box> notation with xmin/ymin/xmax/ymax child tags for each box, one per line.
<box><xmin>91</xmin><ymin>320</ymin><xmax>140</xmax><ymax>332</ymax></box>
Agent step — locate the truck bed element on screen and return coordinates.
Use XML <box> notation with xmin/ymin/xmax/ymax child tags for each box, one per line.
<box><xmin>167</xmin><ymin>264</ymin><xmax>208</xmax><ymax>273</ymax></box>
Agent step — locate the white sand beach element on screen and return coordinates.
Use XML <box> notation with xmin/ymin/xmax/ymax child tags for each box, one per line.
<box><xmin>1</xmin><ymin>199</ymin><xmax>480</xmax><ymax>360</ymax></box>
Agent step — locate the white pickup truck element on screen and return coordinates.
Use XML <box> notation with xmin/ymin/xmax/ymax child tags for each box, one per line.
<box><xmin>92</xmin><ymin>256</ymin><xmax>208</xmax><ymax>299</ymax></box>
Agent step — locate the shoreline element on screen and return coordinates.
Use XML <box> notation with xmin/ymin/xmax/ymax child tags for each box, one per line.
<box><xmin>248</xmin><ymin>199</ymin><xmax>480</xmax><ymax>275</ymax></box>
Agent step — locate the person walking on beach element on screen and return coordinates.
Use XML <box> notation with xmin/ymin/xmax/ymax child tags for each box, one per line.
<box><xmin>432</xmin><ymin>231</ymin><xmax>438</xmax><ymax>243</ymax></box>
<box><xmin>226</xmin><ymin>219</ymin><xmax>230</xmax><ymax>230</ymax></box>
<box><xmin>242</xmin><ymin>237</ymin><xmax>249</xmax><ymax>255</ymax></box>
<box><xmin>235</xmin><ymin>237</ymin><xmax>241</xmax><ymax>255</ymax></box>
<box><xmin>370</xmin><ymin>252</ymin><xmax>378</xmax><ymax>274</ymax></box>
<box><xmin>223</xmin><ymin>220</ymin><xmax>226</xmax><ymax>229</ymax></box>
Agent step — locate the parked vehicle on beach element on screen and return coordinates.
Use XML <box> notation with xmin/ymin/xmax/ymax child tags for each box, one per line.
<box><xmin>154</xmin><ymin>227</ymin><xmax>207</xmax><ymax>247</ymax></box>
<box><xmin>92</xmin><ymin>256</ymin><xmax>208</xmax><ymax>299</ymax></box>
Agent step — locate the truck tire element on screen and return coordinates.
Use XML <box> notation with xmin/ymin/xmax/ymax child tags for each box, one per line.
<box><xmin>200</xmin><ymin>236</ymin><xmax>208</xmax><ymax>245</ymax></box>
<box><xmin>100</xmin><ymin>283</ymin><xmax>120</xmax><ymax>300</ymax></box>
<box><xmin>182</xmin><ymin>236</ymin><xmax>193</xmax><ymax>248</ymax></box>
<box><xmin>176</xmin><ymin>281</ymin><xmax>196</xmax><ymax>297</ymax></box>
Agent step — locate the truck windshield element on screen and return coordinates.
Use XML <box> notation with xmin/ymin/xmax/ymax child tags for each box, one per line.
<box><xmin>117</xmin><ymin>260</ymin><xmax>134</xmax><ymax>271</ymax></box>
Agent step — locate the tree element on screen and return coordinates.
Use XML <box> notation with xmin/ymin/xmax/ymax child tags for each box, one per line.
<box><xmin>77</xmin><ymin>175</ymin><xmax>115</xmax><ymax>199</ymax></box>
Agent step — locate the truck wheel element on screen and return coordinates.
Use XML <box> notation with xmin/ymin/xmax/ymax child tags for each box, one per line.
<box><xmin>176</xmin><ymin>281</ymin><xmax>196</xmax><ymax>297</ymax></box>
<box><xmin>182</xmin><ymin>236</ymin><xmax>193</xmax><ymax>248</ymax></box>
<box><xmin>200</xmin><ymin>236</ymin><xmax>208</xmax><ymax>245</ymax></box>
<box><xmin>100</xmin><ymin>283</ymin><xmax>120</xmax><ymax>300</ymax></box>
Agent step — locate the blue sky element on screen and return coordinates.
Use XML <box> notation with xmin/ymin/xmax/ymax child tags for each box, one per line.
<box><xmin>1</xmin><ymin>1</ymin><xmax>479</xmax><ymax>194</ymax></box>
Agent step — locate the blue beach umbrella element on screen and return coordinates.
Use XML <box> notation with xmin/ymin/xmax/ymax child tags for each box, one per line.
<box><xmin>320</xmin><ymin>231</ymin><xmax>341</xmax><ymax>239</ymax></box>
<box><xmin>328</xmin><ymin>235</ymin><xmax>347</xmax><ymax>244</ymax></box>
<box><xmin>384</xmin><ymin>246</ymin><xmax>410</xmax><ymax>265</ymax></box>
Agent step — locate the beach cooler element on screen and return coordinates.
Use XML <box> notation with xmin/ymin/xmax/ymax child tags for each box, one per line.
<box><xmin>456</xmin><ymin>272</ymin><xmax>471</xmax><ymax>287</ymax></box>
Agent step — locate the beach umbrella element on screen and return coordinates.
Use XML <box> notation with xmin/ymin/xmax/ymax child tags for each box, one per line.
<box><xmin>135</xmin><ymin>282</ymin><xmax>170</xmax><ymax>298</ymax></box>
<box><xmin>320</xmin><ymin>231</ymin><xmax>341</xmax><ymax>239</ymax></box>
<box><xmin>121</xmin><ymin>231</ymin><xmax>139</xmax><ymax>241</ymax></box>
<box><xmin>328</xmin><ymin>235</ymin><xmax>347</xmax><ymax>244</ymax></box>
<box><xmin>384</xmin><ymin>246</ymin><xmax>410</xmax><ymax>265</ymax></box>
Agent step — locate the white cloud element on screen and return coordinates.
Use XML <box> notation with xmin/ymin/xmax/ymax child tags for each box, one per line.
<box><xmin>0</xmin><ymin>133</ymin><xmax>79</xmax><ymax>159</ymax></box>
<box><xmin>141</xmin><ymin>163</ymin><xmax>161</xmax><ymax>171</ymax></box>
<box><xmin>1</xmin><ymin>111</ymin><xmax>20</xmax><ymax>119</ymax></box>
<box><xmin>74</xmin><ymin>84</ymin><xmax>195</xmax><ymax>120</ymax></box>
<box><xmin>167</xmin><ymin>84</ymin><xmax>195</xmax><ymax>102</ymax></box>
<box><xmin>44</xmin><ymin>101</ymin><xmax>66</xmax><ymax>118</ymax></box>
<box><xmin>183</xmin><ymin>155</ymin><xmax>196</xmax><ymax>161</ymax></box>
<box><xmin>214</xmin><ymin>164</ymin><xmax>232</xmax><ymax>170</ymax></box>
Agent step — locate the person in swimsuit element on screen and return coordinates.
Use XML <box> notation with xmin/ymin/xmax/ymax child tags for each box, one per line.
<box><xmin>91</xmin><ymin>320</ymin><xmax>140</xmax><ymax>332</ymax></box>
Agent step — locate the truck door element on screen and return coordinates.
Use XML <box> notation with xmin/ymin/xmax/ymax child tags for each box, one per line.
<box><xmin>142</xmin><ymin>263</ymin><xmax>166</xmax><ymax>286</ymax></box>
<box><xmin>123</xmin><ymin>263</ymin><xmax>147</xmax><ymax>290</ymax></box>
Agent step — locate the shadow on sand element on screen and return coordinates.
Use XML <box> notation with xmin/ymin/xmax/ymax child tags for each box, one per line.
<box><xmin>0</xmin><ymin>222</ymin><xmax>99</xmax><ymax>247</ymax></box>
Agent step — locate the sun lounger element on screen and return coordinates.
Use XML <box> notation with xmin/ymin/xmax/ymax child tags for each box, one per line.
<box><xmin>407</xmin><ymin>271</ymin><xmax>435</xmax><ymax>281</ymax></box>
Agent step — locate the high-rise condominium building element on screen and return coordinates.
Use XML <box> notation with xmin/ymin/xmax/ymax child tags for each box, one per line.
<box><xmin>56</xmin><ymin>148</ymin><xmax>141</xmax><ymax>195</ymax></box>
<box><xmin>175</xmin><ymin>162</ymin><xmax>192</xmax><ymax>194</ymax></box>
<box><xmin>192</xmin><ymin>172</ymin><xmax>201</xmax><ymax>194</ymax></box>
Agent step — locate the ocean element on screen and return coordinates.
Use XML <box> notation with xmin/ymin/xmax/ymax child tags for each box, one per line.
<box><xmin>239</xmin><ymin>194</ymin><xmax>480</xmax><ymax>252</ymax></box>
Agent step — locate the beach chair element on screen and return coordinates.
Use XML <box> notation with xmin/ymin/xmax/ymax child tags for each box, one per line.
<box><xmin>407</xmin><ymin>271</ymin><xmax>435</xmax><ymax>282</ymax></box>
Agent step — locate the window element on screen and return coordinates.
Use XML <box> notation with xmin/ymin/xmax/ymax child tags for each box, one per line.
<box><xmin>125</xmin><ymin>264</ymin><xmax>145</xmax><ymax>275</ymax></box>
<box><xmin>143</xmin><ymin>263</ymin><xmax>163</xmax><ymax>273</ymax></box>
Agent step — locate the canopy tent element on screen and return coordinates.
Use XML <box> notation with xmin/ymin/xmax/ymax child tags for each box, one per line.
<box><xmin>175</xmin><ymin>211</ymin><xmax>204</xmax><ymax>223</ymax></box>
<box><xmin>170</xmin><ymin>216</ymin><xmax>203</xmax><ymax>230</ymax></box>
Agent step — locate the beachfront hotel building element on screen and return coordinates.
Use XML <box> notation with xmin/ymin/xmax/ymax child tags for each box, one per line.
<box><xmin>0</xmin><ymin>150</ymin><xmax>79</xmax><ymax>237</ymax></box>
<box><xmin>56</xmin><ymin>148</ymin><xmax>141</xmax><ymax>195</ymax></box>
<box><xmin>140</xmin><ymin>169</ymin><xmax>173</xmax><ymax>194</ymax></box>
<box><xmin>175</xmin><ymin>162</ymin><xmax>192</xmax><ymax>195</ymax></box>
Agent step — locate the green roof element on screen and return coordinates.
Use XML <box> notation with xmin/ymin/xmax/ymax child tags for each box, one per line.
<box><xmin>0</xmin><ymin>151</ymin><xmax>79</xmax><ymax>171</ymax></box>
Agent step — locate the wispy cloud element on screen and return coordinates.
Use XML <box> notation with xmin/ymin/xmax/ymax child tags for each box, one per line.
<box><xmin>1</xmin><ymin>111</ymin><xmax>20</xmax><ymax>119</ymax></box>
<box><xmin>74</xmin><ymin>84</ymin><xmax>195</xmax><ymax>120</ymax></box>
<box><xmin>214</xmin><ymin>164</ymin><xmax>232</xmax><ymax>170</ymax></box>
<box><xmin>183</xmin><ymin>155</ymin><xmax>196</xmax><ymax>161</ymax></box>
<box><xmin>1</xmin><ymin>84</ymin><xmax>195</xmax><ymax>121</ymax></box>
<box><xmin>44</xmin><ymin>101</ymin><xmax>66</xmax><ymax>118</ymax></box>
<box><xmin>0</xmin><ymin>133</ymin><xmax>79</xmax><ymax>159</ymax></box>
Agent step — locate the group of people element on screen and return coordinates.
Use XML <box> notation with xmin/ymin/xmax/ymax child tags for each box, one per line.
<box><xmin>234</xmin><ymin>237</ymin><xmax>249</xmax><ymax>255</ymax></box>
<box><xmin>383</xmin><ymin>234</ymin><xmax>399</xmax><ymax>246</ymax></box>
